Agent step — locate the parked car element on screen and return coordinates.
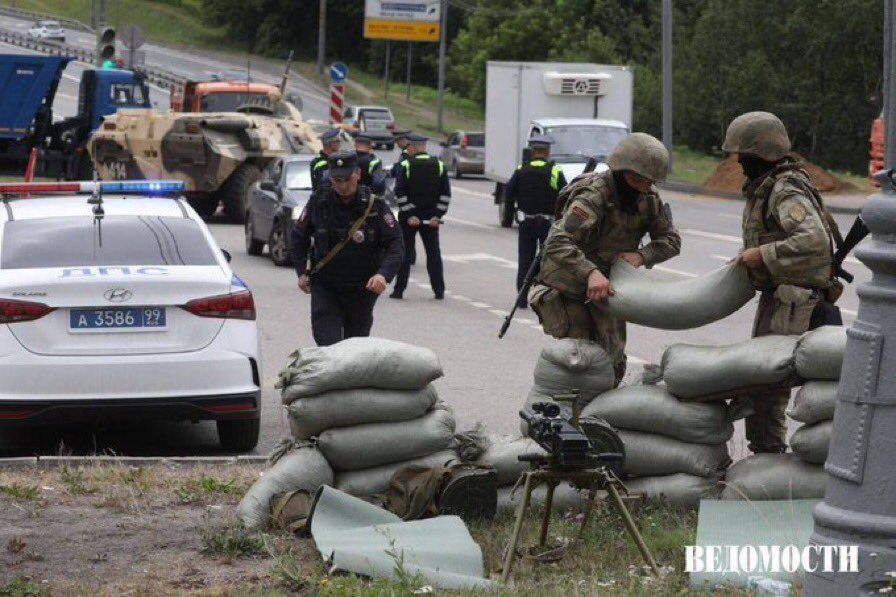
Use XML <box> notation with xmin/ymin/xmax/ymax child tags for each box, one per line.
<box><xmin>0</xmin><ymin>181</ymin><xmax>261</xmax><ymax>452</ymax></box>
<box><xmin>28</xmin><ymin>20</ymin><xmax>65</xmax><ymax>43</ymax></box>
<box><xmin>245</xmin><ymin>154</ymin><xmax>314</xmax><ymax>266</ymax></box>
<box><xmin>339</xmin><ymin>105</ymin><xmax>396</xmax><ymax>149</ymax></box>
<box><xmin>439</xmin><ymin>131</ymin><xmax>485</xmax><ymax>178</ymax></box>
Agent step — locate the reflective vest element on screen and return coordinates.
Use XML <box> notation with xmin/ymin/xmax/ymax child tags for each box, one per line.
<box><xmin>516</xmin><ymin>159</ymin><xmax>562</xmax><ymax>215</ymax></box>
<box><xmin>402</xmin><ymin>154</ymin><xmax>443</xmax><ymax>209</ymax></box>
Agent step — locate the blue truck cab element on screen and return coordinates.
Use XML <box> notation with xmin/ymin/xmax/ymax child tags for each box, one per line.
<box><xmin>0</xmin><ymin>54</ymin><xmax>151</xmax><ymax>178</ymax></box>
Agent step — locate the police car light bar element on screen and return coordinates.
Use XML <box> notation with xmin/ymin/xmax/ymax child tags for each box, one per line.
<box><xmin>0</xmin><ymin>181</ymin><xmax>186</xmax><ymax>195</ymax></box>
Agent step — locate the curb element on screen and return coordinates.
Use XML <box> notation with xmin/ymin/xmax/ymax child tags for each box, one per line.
<box><xmin>659</xmin><ymin>181</ymin><xmax>865</xmax><ymax>215</ymax></box>
<box><xmin>0</xmin><ymin>455</ymin><xmax>268</xmax><ymax>469</ymax></box>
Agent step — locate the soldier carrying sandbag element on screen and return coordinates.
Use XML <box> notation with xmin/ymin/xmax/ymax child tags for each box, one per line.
<box><xmin>723</xmin><ymin>111</ymin><xmax>843</xmax><ymax>454</ymax></box>
<box><xmin>528</xmin><ymin>132</ymin><xmax>681</xmax><ymax>385</ymax></box>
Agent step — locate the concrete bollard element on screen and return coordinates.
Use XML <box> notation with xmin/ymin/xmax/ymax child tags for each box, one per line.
<box><xmin>806</xmin><ymin>172</ymin><xmax>896</xmax><ymax>593</ymax></box>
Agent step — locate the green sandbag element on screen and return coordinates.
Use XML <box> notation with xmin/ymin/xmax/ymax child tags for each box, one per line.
<box><xmin>790</xmin><ymin>421</ymin><xmax>832</xmax><ymax>464</ymax></box>
<box><xmin>496</xmin><ymin>483</ymin><xmax>588</xmax><ymax>512</ymax></box>
<box><xmin>618</xmin><ymin>430</ymin><xmax>730</xmax><ymax>478</ymax></box>
<box><xmin>318</xmin><ymin>403</ymin><xmax>456</xmax><ymax>472</ymax></box>
<box><xmin>473</xmin><ymin>434</ymin><xmax>546</xmax><ymax>486</ymax></box>
<box><xmin>334</xmin><ymin>449</ymin><xmax>459</xmax><ymax>497</ymax></box>
<box><xmin>794</xmin><ymin>326</ymin><xmax>846</xmax><ymax>381</ymax></box>
<box><xmin>533</xmin><ymin>339</ymin><xmax>616</xmax><ymax>396</ymax></box>
<box><xmin>580</xmin><ymin>385</ymin><xmax>734</xmax><ymax>444</ymax></box>
<box><xmin>787</xmin><ymin>381</ymin><xmax>838</xmax><ymax>424</ymax></box>
<box><xmin>624</xmin><ymin>473</ymin><xmax>721</xmax><ymax>509</ymax></box>
<box><xmin>287</xmin><ymin>385</ymin><xmax>439</xmax><ymax>439</ymax></box>
<box><xmin>721</xmin><ymin>453</ymin><xmax>826</xmax><ymax>500</ymax></box>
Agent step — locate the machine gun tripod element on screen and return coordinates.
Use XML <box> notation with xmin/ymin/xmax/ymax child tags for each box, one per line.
<box><xmin>500</xmin><ymin>393</ymin><xmax>660</xmax><ymax>583</ymax></box>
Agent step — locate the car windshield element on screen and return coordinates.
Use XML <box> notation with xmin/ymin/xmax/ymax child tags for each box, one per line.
<box><xmin>360</xmin><ymin>109</ymin><xmax>392</xmax><ymax>121</ymax></box>
<box><xmin>200</xmin><ymin>91</ymin><xmax>269</xmax><ymax>112</ymax></box>
<box><xmin>465</xmin><ymin>133</ymin><xmax>485</xmax><ymax>147</ymax></box>
<box><xmin>544</xmin><ymin>125</ymin><xmax>628</xmax><ymax>159</ymax></box>
<box><xmin>284</xmin><ymin>161</ymin><xmax>312</xmax><ymax>190</ymax></box>
<box><xmin>1</xmin><ymin>216</ymin><xmax>218</xmax><ymax>269</ymax></box>
<box><xmin>39</xmin><ymin>21</ymin><xmax>61</xmax><ymax>28</ymax></box>
<box><xmin>110</xmin><ymin>83</ymin><xmax>147</xmax><ymax>107</ymax></box>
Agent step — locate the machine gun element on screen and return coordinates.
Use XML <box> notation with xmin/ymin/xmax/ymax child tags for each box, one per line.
<box><xmin>501</xmin><ymin>395</ymin><xmax>659</xmax><ymax>582</ymax></box>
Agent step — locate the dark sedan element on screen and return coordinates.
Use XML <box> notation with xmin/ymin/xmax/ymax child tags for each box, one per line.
<box><xmin>244</xmin><ymin>154</ymin><xmax>314</xmax><ymax>266</ymax></box>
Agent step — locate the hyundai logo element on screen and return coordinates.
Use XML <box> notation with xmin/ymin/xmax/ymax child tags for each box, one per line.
<box><xmin>104</xmin><ymin>288</ymin><xmax>132</xmax><ymax>303</ymax></box>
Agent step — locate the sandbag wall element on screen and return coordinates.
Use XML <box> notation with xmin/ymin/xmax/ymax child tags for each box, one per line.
<box><xmin>239</xmin><ymin>338</ymin><xmax>457</xmax><ymax>529</ymax></box>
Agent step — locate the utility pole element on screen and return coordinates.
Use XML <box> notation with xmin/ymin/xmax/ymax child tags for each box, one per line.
<box><xmin>384</xmin><ymin>41</ymin><xmax>391</xmax><ymax>98</ymax></box>
<box><xmin>805</xmin><ymin>2</ymin><xmax>896</xmax><ymax>593</ymax></box>
<box><xmin>661</xmin><ymin>0</ymin><xmax>673</xmax><ymax>170</ymax></box>
<box><xmin>406</xmin><ymin>42</ymin><xmax>413</xmax><ymax>101</ymax></box>
<box><xmin>436</xmin><ymin>0</ymin><xmax>447</xmax><ymax>132</ymax></box>
<box><xmin>317</xmin><ymin>0</ymin><xmax>326</xmax><ymax>75</ymax></box>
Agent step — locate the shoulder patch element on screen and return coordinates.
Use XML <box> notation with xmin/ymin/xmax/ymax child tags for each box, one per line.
<box><xmin>788</xmin><ymin>204</ymin><xmax>808</xmax><ymax>223</ymax></box>
<box><xmin>571</xmin><ymin>205</ymin><xmax>589</xmax><ymax>220</ymax></box>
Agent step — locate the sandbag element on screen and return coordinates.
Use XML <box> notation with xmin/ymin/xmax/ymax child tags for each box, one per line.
<box><xmin>618</xmin><ymin>430</ymin><xmax>730</xmax><ymax>477</ymax></box>
<box><xmin>533</xmin><ymin>339</ymin><xmax>616</xmax><ymax>396</ymax></box>
<box><xmin>721</xmin><ymin>453</ymin><xmax>827</xmax><ymax>500</ymax></box>
<box><xmin>496</xmin><ymin>483</ymin><xmax>588</xmax><ymax>512</ymax></box>
<box><xmin>278</xmin><ymin>338</ymin><xmax>443</xmax><ymax>403</ymax></box>
<box><xmin>238</xmin><ymin>444</ymin><xmax>334</xmax><ymax>530</ymax></box>
<box><xmin>287</xmin><ymin>385</ymin><xmax>439</xmax><ymax>439</ymax></box>
<box><xmin>624</xmin><ymin>474</ymin><xmax>721</xmax><ymax>509</ymax></box>
<box><xmin>790</xmin><ymin>421</ymin><xmax>832</xmax><ymax>465</ymax></box>
<box><xmin>334</xmin><ymin>449</ymin><xmax>459</xmax><ymax>496</ymax></box>
<box><xmin>661</xmin><ymin>335</ymin><xmax>799</xmax><ymax>400</ymax></box>
<box><xmin>317</xmin><ymin>404</ymin><xmax>456</xmax><ymax>472</ymax></box>
<box><xmin>473</xmin><ymin>435</ymin><xmax>546</xmax><ymax>486</ymax></box>
<box><xmin>787</xmin><ymin>381</ymin><xmax>838</xmax><ymax>425</ymax></box>
<box><xmin>603</xmin><ymin>260</ymin><xmax>755</xmax><ymax>330</ymax></box>
<box><xmin>795</xmin><ymin>326</ymin><xmax>847</xmax><ymax>381</ymax></box>
<box><xmin>580</xmin><ymin>385</ymin><xmax>734</xmax><ymax>444</ymax></box>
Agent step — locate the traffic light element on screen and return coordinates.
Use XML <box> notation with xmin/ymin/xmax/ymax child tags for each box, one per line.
<box><xmin>96</xmin><ymin>27</ymin><xmax>115</xmax><ymax>67</ymax></box>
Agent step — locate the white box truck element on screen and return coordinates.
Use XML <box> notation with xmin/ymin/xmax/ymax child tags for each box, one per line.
<box><xmin>484</xmin><ymin>61</ymin><xmax>633</xmax><ymax>226</ymax></box>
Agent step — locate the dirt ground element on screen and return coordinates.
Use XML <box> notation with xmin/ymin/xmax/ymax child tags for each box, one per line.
<box><xmin>703</xmin><ymin>154</ymin><xmax>854</xmax><ymax>193</ymax></box>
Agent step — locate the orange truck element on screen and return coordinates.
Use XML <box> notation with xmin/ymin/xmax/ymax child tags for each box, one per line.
<box><xmin>170</xmin><ymin>80</ymin><xmax>281</xmax><ymax>113</ymax></box>
<box><xmin>870</xmin><ymin>112</ymin><xmax>884</xmax><ymax>186</ymax></box>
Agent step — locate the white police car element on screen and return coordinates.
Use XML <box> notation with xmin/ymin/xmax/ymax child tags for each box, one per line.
<box><xmin>0</xmin><ymin>181</ymin><xmax>260</xmax><ymax>452</ymax></box>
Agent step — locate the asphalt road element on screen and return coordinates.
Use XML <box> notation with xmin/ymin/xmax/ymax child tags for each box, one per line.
<box><xmin>0</xmin><ymin>16</ymin><xmax>872</xmax><ymax>459</ymax></box>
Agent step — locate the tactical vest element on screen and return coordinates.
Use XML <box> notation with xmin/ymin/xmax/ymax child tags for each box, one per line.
<box><xmin>310</xmin><ymin>187</ymin><xmax>381</xmax><ymax>287</ymax></box>
<box><xmin>404</xmin><ymin>154</ymin><xmax>442</xmax><ymax>208</ymax></box>
<box><xmin>310</xmin><ymin>153</ymin><xmax>329</xmax><ymax>190</ymax></box>
<box><xmin>516</xmin><ymin>160</ymin><xmax>559</xmax><ymax>215</ymax></box>
<box><xmin>742</xmin><ymin>164</ymin><xmax>835</xmax><ymax>291</ymax></box>
<box><xmin>357</xmin><ymin>152</ymin><xmax>381</xmax><ymax>188</ymax></box>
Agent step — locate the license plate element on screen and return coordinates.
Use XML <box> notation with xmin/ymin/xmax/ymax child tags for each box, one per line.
<box><xmin>69</xmin><ymin>307</ymin><xmax>166</xmax><ymax>332</ymax></box>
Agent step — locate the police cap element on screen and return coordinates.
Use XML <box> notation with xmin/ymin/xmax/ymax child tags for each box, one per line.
<box><xmin>354</xmin><ymin>133</ymin><xmax>374</xmax><ymax>144</ymax></box>
<box><xmin>320</xmin><ymin>128</ymin><xmax>341</xmax><ymax>143</ymax></box>
<box><xmin>406</xmin><ymin>133</ymin><xmax>428</xmax><ymax>143</ymax></box>
<box><xmin>327</xmin><ymin>151</ymin><xmax>359</xmax><ymax>178</ymax></box>
<box><xmin>392</xmin><ymin>128</ymin><xmax>411</xmax><ymax>138</ymax></box>
<box><xmin>527</xmin><ymin>134</ymin><xmax>553</xmax><ymax>150</ymax></box>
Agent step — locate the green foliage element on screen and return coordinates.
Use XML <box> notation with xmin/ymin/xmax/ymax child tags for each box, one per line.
<box><xmin>0</xmin><ymin>578</ymin><xmax>46</xmax><ymax>597</ymax></box>
<box><xmin>0</xmin><ymin>483</ymin><xmax>40</xmax><ymax>501</ymax></box>
<box><xmin>199</xmin><ymin>514</ymin><xmax>265</xmax><ymax>558</ymax></box>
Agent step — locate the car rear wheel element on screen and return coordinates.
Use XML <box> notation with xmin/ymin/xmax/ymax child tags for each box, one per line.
<box><xmin>386</xmin><ymin>143</ymin><xmax>395</xmax><ymax>150</ymax></box>
<box><xmin>497</xmin><ymin>184</ymin><xmax>514</xmax><ymax>227</ymax></box>
<box><xmin>269</xmin><ymin>219</ymin><xmax>291</xmax><ymax>266</ymax></box>
<box><xmin>219</xmin><ymin>163</ymin><xmax>261</xmax><ymax>225</ymax></box>
<box><xmin>245</xmin><ymin>214</ymin><xmax>264</xmax><ymax>256</ymax></box>
<box><xmin>217</xmin><ymin>418</ymin><xmax>260</xmax><ymax>452</ymax></box>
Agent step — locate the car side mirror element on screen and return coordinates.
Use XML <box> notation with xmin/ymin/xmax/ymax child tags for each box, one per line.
<box><xmin>221</xmin><ymin>249</ymin><xmax>232</xmax><ymax>263</ymax></box>
<box><xmin>260</xmin><ymin>180</ymin><xmax>277</xmax><ymax>193</ymax></box>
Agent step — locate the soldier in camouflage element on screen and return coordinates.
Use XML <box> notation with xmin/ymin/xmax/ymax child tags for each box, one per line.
<box><xmin>529</xmin><ymin>132</ymin><xmax>681</xmax><ymax>384</ymax></box>
<box><xmin>724</xmin><ymin>111</ymin><xmax>840</xmax><ymax>454</ymax></box>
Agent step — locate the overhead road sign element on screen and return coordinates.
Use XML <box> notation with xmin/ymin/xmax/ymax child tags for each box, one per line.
<box><xmin>364</xmin><ymin>0</ymin><xmax>441</xmax><ymax>42</ymax></box>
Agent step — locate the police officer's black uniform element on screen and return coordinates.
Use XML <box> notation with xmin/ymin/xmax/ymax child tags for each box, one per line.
<box><xmin>504</xmin><ymin>135</ymin><xmax>567</xmax><ymax>308</ymax></box>
<box><xmin>311</xmin><ymin>128</ymin><xmax>342</xmax><ymax>191</ymax></box>
<box><xmin>390</xmin><ymin>129</ymin><xmax>412</xmax><ymax>179</ymax></box>
<box><xmin>391</xmin><ymin>134</ymin><xmax>451</xmax><ymax>299</ymax></box>
<box><xmin>354</xmin><ymin>134</ymin><xmax>386</xmax><ymax>194</ymax></box>
<box><xmin>292</xmin><ymin>151</ymin><xmax>404</xmax><ymax>346</ymax></box>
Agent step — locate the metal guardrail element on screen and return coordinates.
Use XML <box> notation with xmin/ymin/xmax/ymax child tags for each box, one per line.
<box><xmin>0</xmin><ymin>4</ymin><xmax>94</xmax><ymax>33</ymax></box>
<box><xmin>0</xmin><ymin>26</ymin><xmax>184</xmax><ymax>93</ymax></box>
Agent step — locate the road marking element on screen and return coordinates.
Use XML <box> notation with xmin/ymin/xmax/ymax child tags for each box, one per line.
<box><xmin>711</xmin><ymin>254</ymin><xmax>732</xmax><ymax>262</ymax></box>
<box><xmin>653</xmin><ymin>265</ymin><xmax>698</xmax><ymax>278</ymax></box>
<box><xmin>842</xmin><ymin>308</ymin><xmax>857</xmax><ymax>316</ymax></box>
<box><xmin>444</xmin><ymin>216</ymin><xmax>492</xmax><ymax>230</ymax></box>
<box><xmin>682</xmin><ymin>228</ymin><xmax>741</xmax><ymax>243</ymax></box>
<box><xmin>55</xmin><ymin>92</ymin><xmax>77</xmax><ymax>101</ymax></box>
<box><xmin>443</xmin><ymin>252</ymin><xmax>517</xmax><ymax>270</ymax></box>
<box><xmin>453</xmin><ymin>186</ymin><xmax>493</xmax><ymax>200</ymax></box>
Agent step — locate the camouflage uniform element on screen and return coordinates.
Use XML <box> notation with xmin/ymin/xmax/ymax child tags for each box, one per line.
<box><xmin>530</xmin><ymin>168</ymin><xmax>681</xmax><ymax>382</ymax></box>
<box><xmin>725</xmin><ymin>112</ymin><xmax>837</xmax><ymax>453</ymax></box>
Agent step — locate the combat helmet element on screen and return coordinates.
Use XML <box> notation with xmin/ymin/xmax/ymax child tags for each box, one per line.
<box><xmin>722</xmin><ymin>111</ymin><xmax>791</xmax><ymax>161</ymax></box>
<box><xmin>607</xmin><ymin>132</ymin><xmax>669</xmax><ymax>182</ymax></box>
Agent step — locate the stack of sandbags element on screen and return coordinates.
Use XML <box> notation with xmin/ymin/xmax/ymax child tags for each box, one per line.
<box><xmin>580</xmin><ymin>385</ymin><xmax>732</xmax><ymax>507</ymax></box>
<box><xmin>722</xmin><ymin>327</ymin><xmax>847</xmax><ymax>501</ymax></box>
<box><xmin>277</xmin><ymin>338</ymin><xmax>458</xmax><ymax>498</ymax></box>
<box><xmin>520</xmin><ymin>339</ymin><xmax>616</xmax><ymax>434</ymax></box>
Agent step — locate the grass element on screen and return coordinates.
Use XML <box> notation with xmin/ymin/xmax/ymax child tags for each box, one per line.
<box><xmin>5</xmin><ymin>0</ymin><xmax>228</xmax><ymax>50</ymax></box>
<box><xmin>0</xmin><ymin>483</ymin><xmax>40</xmax><ymax>501</ymax></box>
<box><xmin>830</xmin><ymin>168</ymin><xmax>875</xmax><ymax>194</ymax></box>
<box><xmin>199</xmin><ymin>513</ymin><xmax>266</xmax><ymax>559</ymax></box>
<box><xmin>175</xmin><ymin>475</ymin><xmax>245</xmax><ymax>504</ymax></box>
<box><xmin>0</xmin><ymin>577</ymin><xmax>46</xmax><ymax>597</ymax></box>
<box><xmin>669</xmin><ymin>146</ymin><xmax>725</xmax><ymax>186</ymax></box>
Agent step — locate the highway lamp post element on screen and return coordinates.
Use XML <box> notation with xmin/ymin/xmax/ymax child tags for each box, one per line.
<box><xmin>661</xmin><ymin>0</ymin><xmax>672</xmax><ymax>171</ymax></box>
<box><xmin>805</xmin><ymin>1</ymin><xmax>896</xmax><ymax>593</ymax></box>
<box><xmin>436</xmin><ymin>0</ymin><xmax>447</xmax><ymax>132</ymax></box>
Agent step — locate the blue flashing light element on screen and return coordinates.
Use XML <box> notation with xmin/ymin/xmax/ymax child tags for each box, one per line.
<box><xmin>98</xmin><ymin>181</ymin><xmax>186</xmax><ymax>194</ymax></box>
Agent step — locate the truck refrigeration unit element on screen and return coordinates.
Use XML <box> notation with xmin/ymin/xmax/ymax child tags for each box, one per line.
<box><xmin>484</xmin><ymin>61</ymin><xmax>633</xmax><ymax>227</ymax></box>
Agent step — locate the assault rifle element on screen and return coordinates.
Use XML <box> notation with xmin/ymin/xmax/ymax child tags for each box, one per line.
<box><xmin>498</xmin><ymin>240</ymin><xmax>543</xmax><ymax>339</ymax></box>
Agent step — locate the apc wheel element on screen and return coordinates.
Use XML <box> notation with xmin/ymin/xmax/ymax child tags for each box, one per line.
<box><xmin>220</xmin><ymin>163</ymin><xmax>261</xmax><ymax>225</ymax></box>
<box><xmin>497</xmin><ymin>185</ymin><xmax>514</xmax><ymax>228</ymax></box>
<box><xmin>217</xmin><ymin>418</ymin><xmax>260</xmax><ymax>452</ymax></box>
<box><xmin>245</xmin><ymin>214</ymin><xmax>264</xmax><ymax>256</ymax></box>
<box><xmin>269</xmin><ymin>219</ymin><xmax>292</xmax><ymax>266</ymax></box>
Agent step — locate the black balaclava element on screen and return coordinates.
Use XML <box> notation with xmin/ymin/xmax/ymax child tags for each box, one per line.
<box><xmin>612</xmin><ymin>171</ymin><xmax>640</xmax><ymax>214</ymax></box>
<box><xmin>738</xmin><ymin>154</ymin><xmax>776</xmax><ymax>181</ymax></box>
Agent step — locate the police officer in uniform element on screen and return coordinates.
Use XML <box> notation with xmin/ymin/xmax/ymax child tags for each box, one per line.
<box><xmin>390</xmin><ymin>129</ymin><xmax>412</xmax><ymax>178</ymax></box>
<box><xmin>292</xmin><ymin>151</ymin><xmax>404</xmax><ymax>346</ymax></box>
<box><xmin>723</xmin><ymin>111</ymin><xmax>840</xmax><ymax>454</ymax></box>
<box><xmin>354</xmin><ymin>133</ymin><xmax>387</xmax><ymax>194</ymax></box>
<box><xmin>529</xmin><ymin>132</ymin><xmax>681</xmax><ymax>385</ymax></box>
<box><xmin>391</xmin><ymin>133</ymin><xmax>451</xmax><ymax>299</ymax></box>
<box><xmin>504</xmin><ymin>134</ymin><xmax>567</xmax><ymax>308</ymax></box>
<box><xmin>310</xmin><ymin>128</ymin><xmax>342</xmax><ymax>191</ymax></box>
